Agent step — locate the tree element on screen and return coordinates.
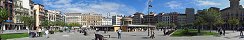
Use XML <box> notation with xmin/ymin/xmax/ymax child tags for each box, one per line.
<box><xmin>156</xmin><ymin>22</ymin><xmax>167</xmax><ymax>31</ymax></box>
<box><xmin>54</xmin><ymin>20</ymin><xmax>66</xmax><ymax>27</ymax></box>
<box><xmin>19</xmin><ymin>16</ymin><xmax>35</xmax><ymax>33</ymax></box>
<box><xmin>156</xmin><ymin>22</ymin><xmax>170</xmax><ymax>35</ymax></box>
<box><xmin>200</xmin><ymin>8</ymin><xmax>222</xmax><ymax>32</ymax></box>
<box><xmin>41</xmin><ymin>20</ymin><xmax>52</xmax><ymax>29</ymax></box>
<box><xmin>170</xmin><ymin>23</ymin><xmax>177</xmax><ymax>29</ymax></box>
<box><xmin>0</xmin><ymin>8</ymin><xmax>9</xmax><ymax>40</ymax></box>
<box><xmin>194</xmin><ymin>16</ymin><xmax>207</xmax><ymax>33</ymax></box>
<box><xmin>67</xmin><ymin>22</ymin><xmax>80</xmax><ymax>29</ymax></box>
<box><xmin>228</xmin><ymin>17</ymin><xmax>240</xmax><ymax>32</ymax></box>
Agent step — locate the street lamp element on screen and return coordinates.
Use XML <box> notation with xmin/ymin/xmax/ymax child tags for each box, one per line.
<box><xmin>147</xmin><ymin>0</ymin><xmax>153</xmax><ymax>36</ymax></box>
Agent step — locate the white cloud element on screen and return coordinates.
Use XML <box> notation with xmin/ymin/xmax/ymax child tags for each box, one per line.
<box><xmin>166</xmin><ymin>1</ymin><xmax>182</xmax><ymax>9</ymax></box>
<box><xmin>41</xmin><ymin>0</ymin><xmax>137</xmax><ymax>16</ymax></box>
<box><xmin>197</xmin><ymin>0</ymin><xmax>221</xmax><ymax>6</ymax></box>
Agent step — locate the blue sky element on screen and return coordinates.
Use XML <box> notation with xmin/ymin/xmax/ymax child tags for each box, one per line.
<box><xmin>33</xmin><ymin>0</ymin><xmax>244</xmax><ymax>16</ymax></box>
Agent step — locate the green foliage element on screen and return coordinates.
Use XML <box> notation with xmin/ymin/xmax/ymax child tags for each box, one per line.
<box><xmin>19</xmin><ymin>16</ymin><xmax>35</xmax><ymax>26</ymax></box>
<box><xmin>228</xmin><ymin>17</ymin><xmax>240</xmax><ymax>26</ymax></box>
<box><xmin>201</xmin><ymin>8</ymin><xmax>222</xmax><ymax>25</ymax></box>
<box><xmin>0</xmin><ymin>33</ymin><xmax>28</xmax><ymax>39</ymax></box>
<box><xmin>0</xmin><ymin>8</ymin><xmax>9</xmax><ymax>22</ymax></box>
<box><xmin>214</xmin><ymin>18</ymin><xmax>225</xmax><ymax>26</ymax></box>
<box><xmin>194</xmin><ymin>16</ymin><xmax>207</xmax><ymax>26</ymax></box>
<box><xmin>67</xmin><ymin>22</ymin><xmax>81</xmax><ymax>27</ymax></box>
<box><xmin>196</xmin><ymin>8</ymin><xmax>224</xmax><ymax>32</ymax></box>
<box><xmin>54</xmin><ymin>20</ymin><xmax>66</xmax><ymax>27</ymax></box>
<box><xmin>170</xmin><ymin>23</ymin><xmax>177</xmax><ymax>28</ymax></box>
<box><xmin>156</xmin><ymin>22</ymin><xmax>177</xmax><ymax>28</ymax></box>
<box><xmin>41</xmin><ymin>20</ymin><xmax>52</xmax><ymax>27</ymax></box>
<box><xmin>171</xmin><ymin>29</ymin><xmax>218</xmax><ymax>36</ymax></box>
<box><xmin>156</xmin><ymin>22</ymin><xmax>167</xmax><ymax>28</ymax></box>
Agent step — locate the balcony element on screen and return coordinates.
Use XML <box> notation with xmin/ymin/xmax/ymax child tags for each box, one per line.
<box><xmin>14</xmin><ymin>7</ymin><xmax>29</xmax><ymax>14</ymax></box>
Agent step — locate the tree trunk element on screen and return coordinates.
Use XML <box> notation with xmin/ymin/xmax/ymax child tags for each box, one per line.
<box><xmin>233</xmin><ymin>25</ymin><xmax>235</xmax><ymax>32</ymax></box>
<box><xmin>223</xmin><ymin>24</ymin><xmax>226</xmax><ymax>36</ymax></box>
<box><xmin>198</xmin><ymin>25</ymin><xmax>201</xmax><ymax>33</ymax></box>
<box><xmin>210</xmin><ymin>25</ymin><xmax>212</xmax><ymax>33</ymax></box>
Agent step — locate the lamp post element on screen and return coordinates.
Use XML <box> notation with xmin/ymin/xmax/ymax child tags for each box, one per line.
<box><xmin>147</xmin><ymin>0</ymin><xmax>153</xmax><ymax>36</ymax></box>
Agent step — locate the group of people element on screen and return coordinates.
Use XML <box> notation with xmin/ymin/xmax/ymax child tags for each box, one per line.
<box><xmin>218</xmin><ymin>27</ymin><xmax>244</xmax><ymax>36</ymax></box>
<box><xmin>94</xmin><ymin>29</ymin><xmax>122</xmax><ymax>40</ymax></box>
<box><xmin>29</xmin><ymin>29</ymin><xmax>50</xmax><ymax>38</ymax></box>
<box><xmin>79</xmin><ymin>29</ymin><xmax>88</xmax><ymax>36</ymax></box>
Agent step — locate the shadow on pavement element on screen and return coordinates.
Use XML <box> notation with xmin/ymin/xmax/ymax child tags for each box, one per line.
<box><xmin>103</xmin><ymin>37</ymin><xmax>117</xmax><ymax>38</ymax></box>
<box><xmin>141</xmin><ymin>37</ymin><xmax>150</xmax><ymax>39</ymax></box>
<box><xmin>131</xmin><ymin>35</ymin><xmax>145</xmax><ymax>36</ymax></box>
<box><xmin>224</xmin><ymin>37</ymin><xmax>231</xmax><ymax>39</ymax></box>
<box><xmin>239</xmin><ymin>36</ymin><xmax>244</xmax><ymax>39</ymax></box>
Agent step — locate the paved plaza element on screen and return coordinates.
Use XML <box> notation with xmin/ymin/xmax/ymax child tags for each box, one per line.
<box><xmin>8</xmin><ymin>30</ymin><xmax>244</xmax><ymax>40</ymax></box>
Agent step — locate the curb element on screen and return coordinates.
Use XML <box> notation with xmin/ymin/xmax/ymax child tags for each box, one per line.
<box><xmin>169</xmin><ymin>30</ymin><xmax>177</xmax><ymax>36</ymax></box>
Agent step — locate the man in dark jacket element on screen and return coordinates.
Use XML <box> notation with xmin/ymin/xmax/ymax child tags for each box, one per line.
<box><xmin>240</xmin><ymin>27</ymin><xmax>243</xmax><ymax>36</ymax></box>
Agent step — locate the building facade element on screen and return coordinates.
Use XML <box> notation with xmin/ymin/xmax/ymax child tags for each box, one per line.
<box><xmin>65</xmin><ymin>13</ymin><xmax>82</xmax><ymax>25</ymax></box>
<box><xmin>177</xmin><ymin>14</ymin><xmax>187</xmax><ymax>26</ymax></box>
<box><xmin>185</xmin><ymin>8</ymin><xmax>195</xmax><ymax>24</ymax></box>
<box><xmin>101</xmin><ymin>17</ymin><xmax>112</xmax><ymax>25</ymax></box>
<box><xmin>168</xmin><ymin>12</ymin><xmax>179</xmax><ymax>24</ymax></box>
<box><xmin>112</xmin><ymin>15</ymin><xmax>123</xmax><ymax>25</ymax></box>
<box><xmin>1</xmin><ymin>0</ymin><xmax>34</xmax><ymax>30</ymax></box>
<box><xmin>33</xmin><ymin>4</ymin><xmax>46</xmax><ymax>30</ymax></box>
<box><xmin>122</xmin><ymin>16</ymin><xmax>133</xmax><ymax>25</ymax></box>
<box><xmin>47</xmin><ymin>10</ymin><xmax>62</xmax><ymax>21</ymax></box>
<box><xmin>65</xmin><ymin>13</ymin><xmax>103</xmax><ymax>27</ymax></box>
<box><xmin>143</xmin><ymin>12</ymin><xmax>157</xmax><ymax>25</ymax></box>
<box><xmin>132</xmin><ymin>12</ymin><xmax>144</xmax><ymax>25</ymax></box>
<box><xmin>1</xmin><ymin>0</ymin><xmax>14</xmax><ymax>30</ymax></box>
<box><xmin>81</xmin><ymin>13</ymin><xmax>103</xmax><ymax>27</ymax></box>
<box><xmin>220</xmin><ymin>0</ymin><xmax>244</xmax><ymax>28</ymax></box>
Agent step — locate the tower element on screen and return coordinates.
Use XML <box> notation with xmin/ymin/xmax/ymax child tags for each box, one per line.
<box><xmin>229</xmin><ymin>0</ymin><xmax>240</xmax><ymax>8</ymax></box>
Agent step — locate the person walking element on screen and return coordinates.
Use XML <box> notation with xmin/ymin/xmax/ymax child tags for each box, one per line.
<box><xmin>37</xmin><ymin>28</ymin><xmax>42</xmax><ymax>37</ymax></box>
<box><xmin>150</xmin><ymin>31</ymin><xmax>155</xmax><ymax>39</ymax></box>
<box><xmin>45</xmin><ymin>30</ymin><xmax>49</xmax><ymax>38</ymax></box>
<box><xmin>83</xmin><ymin>29</ymin><xmax>87</xmax><ymax>36</ymax></box>
<box><xmin>220</xmin><ymin>28</ymin><xmax>223</xmax><ymax>35</ymax></box>
<box><xmin>94</xmin><ymin>30</ymin><xmax>100</xmax><ymax>40</ymax></box>
<box><xmin>240</xmin><ymin>27</ymin><xmax>243</xmax><ymax>36</ymax></box>
<box><xmin>117</xmin><ymin>29</ymin><xmax>122</xmax><ymax>39</ymax></box>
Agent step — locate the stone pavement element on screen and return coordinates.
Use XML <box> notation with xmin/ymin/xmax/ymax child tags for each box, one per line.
<box><xmin>8</xmin><ymin>30</ymin><xmax>244</xmax><ymax>40</ymax></box>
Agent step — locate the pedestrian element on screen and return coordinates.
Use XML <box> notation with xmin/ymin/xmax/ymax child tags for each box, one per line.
<box><xmin>94</xmin><ymin>30</ymin><xmax>100</xmax><ymax>40</ymax></box>
<box><xmin>150</xmin><ymin>31</ymin><xmax>155</xmax><ymax>39</ymax></box>
<box><xmin>220</xmin><ymin>29</ymin><xmax>223</xmax><ymax>35</ymax></box>
<box><xmin>117</xmin><ymin>29</ymin><xmax>122</xmax><ymax>39</ymax></box>
<box><xmin>240</xmin><ymin>27</ymin><xmax>243</xmax><ymax>36</ymax></box>
<box><xmin>83</xmin><ymin>29</ymin><xmax>87</xmax><ymax>36</ymax></box>
<box><xmin>45</xmin><ymin>30</ymin><xmax>49</xmax><ymax>38</ymax></box>
<box><xmin>37</xmin><ymin>28</ymin><xmax>42</xmax><ymax>37</ymax></box>
<box><xmin>79</xmin><ymin>29</ymin><xmax>82</xmax><ymax>33</ymax></box>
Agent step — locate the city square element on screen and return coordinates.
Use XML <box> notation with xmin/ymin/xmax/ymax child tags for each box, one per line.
<box><xmin>1</xmin><ymin>0</ymin><xmax>244</xmax><ymax>40</ymax></box>
<box><xmin>6</xmin><ymin>30</ymin><xmax>244</xmax><ymax>40</ymax></box>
